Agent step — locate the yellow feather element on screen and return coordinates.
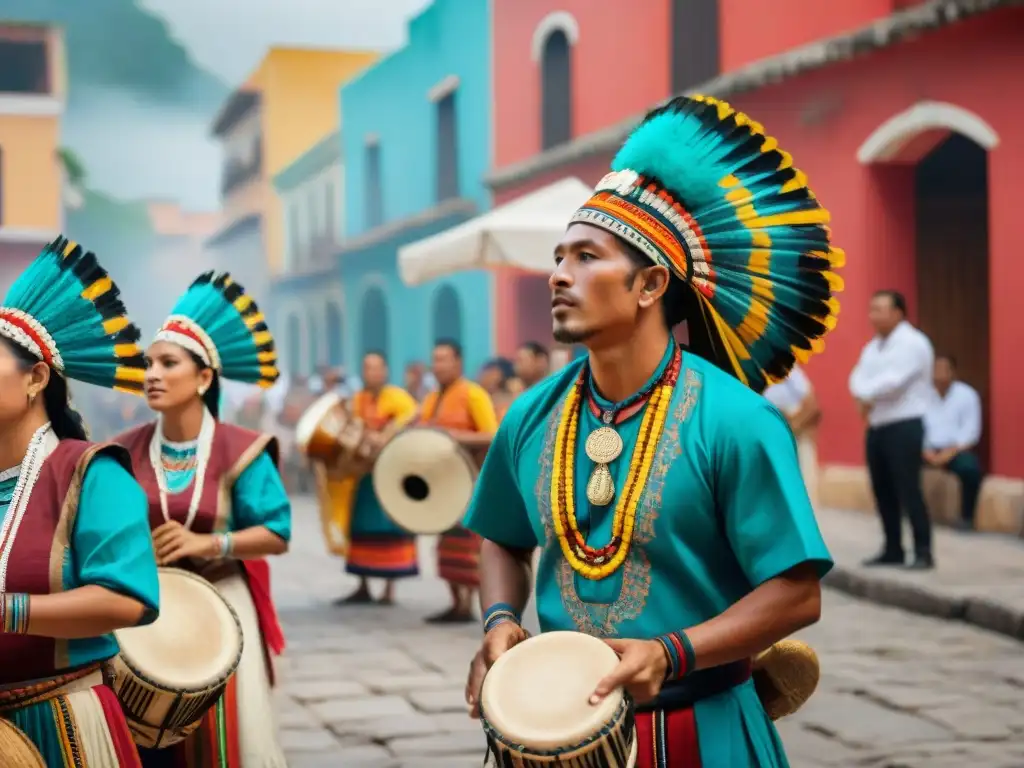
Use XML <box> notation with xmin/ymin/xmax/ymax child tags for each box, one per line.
<box><xmin>80</xmin><ymin>277</ymin><xmax>112</xmax><ymax>301</ymax></box>
<box><xmin>114</xmin><ymin>343</ymin><xmax>141</xmax><ymax>358</ymax></box>
<box><xmin>115</xmin><ymin>366</ymin><xmax>146</xmax><ymax>383</ymax></box>
<box><xmin>102</xmin><ymin>316</ymin><xmax>129</xmax><ymax>334</ymax></box>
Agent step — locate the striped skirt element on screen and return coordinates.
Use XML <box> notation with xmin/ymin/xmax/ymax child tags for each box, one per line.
<box><xmin>137</xmin><ymin>574</ymin><xmax>286</xmax><ymax>768</ymax></box>
<box><xmin>1</xmin><ymin>670</ymin><xmax>142</xmax><ymax>768</ymax></box>
<box><xmin>346</xmin><ymin>534</ymin><xmax>419</xmax><ymax>579</ymax></box>
<box><xmin>437</xmin><ymin>526</ymin><xmax>482</xmax><ymax>587</ymax></box>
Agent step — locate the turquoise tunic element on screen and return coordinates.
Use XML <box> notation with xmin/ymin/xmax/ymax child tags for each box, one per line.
<box><xmin>464</xmin><ymin>345</ymin><xmax>833</xmax><ymax>768</ymax></box>
<box><xmin>0</xmin><ymin>454</ymin><xmax>160</xmax><ymax>668</ymax></box>
<box><xmin>159</xmin><ymin>439</ymin><xmax>292</xmax><ymax>541</ymax></box>
<box><xmin>351</xmin><ymin>476</ymin><xmax>410</xmax><ymax>537</ymax></box>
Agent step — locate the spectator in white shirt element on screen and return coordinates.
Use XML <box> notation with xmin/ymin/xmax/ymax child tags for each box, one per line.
<box><xmin>763</xmin><ymin>364</ymin><xmax>821</xmax><ymax>508</ymax></box>
<box><xmin>849</xmin><ymin>290</ymin><xmax>935</xmax><ymax>570</ymax></box>
<box><xmin>923</xmin><ymin>355</ymin><xmax>984</xmax><ymax>530</ymax></box>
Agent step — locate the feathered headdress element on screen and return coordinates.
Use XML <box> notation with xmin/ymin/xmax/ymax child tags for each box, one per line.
<box><xmin>0</xmin><ymin>237</ymin><xmax>145</xmax><ymax>393</ymax></box>
<box><xmin>153</xmin><ymin>271</ymin><xmax>279</xmax><ymax>388</ymax></box>
<box><xmin>571</xmin><ymin>95</ymin><xmax>844</xmax><ymax>392</ymax></box>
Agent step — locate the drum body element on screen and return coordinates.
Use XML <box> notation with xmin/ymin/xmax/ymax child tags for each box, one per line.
<box><xmin>295</xmin><ymin>392</ymin><xmax>368</xmax><ymax>467</ymax></box>
<box><xmin>110</xmin><ymin>568</ymin><xmax>243</xmax><ymax>748</ymax></box>
<box><xmin>372</xmin><ymin>427</ymin><xmax>477</xmax><ymax>535</ymax></box>
<box><xmin>480</xmin><ymin>631</ymin><xmax>638</xmax><ymax>767</ymax></box>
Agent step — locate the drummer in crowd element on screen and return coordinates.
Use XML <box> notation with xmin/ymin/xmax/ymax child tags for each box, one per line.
<box><xmin>419</xmin><ymin>339</ymin><xmax>498</xmax><ymax>624</ymax></box>
<box><xmin>478</xmin><ymin>357</ymin><xmax>516</xmax><ymax>421</ymax></box>
<box><xmin>463</xmin><ymin>95</ymin><xmax>839</xmax><ymax>765</ymax></box>
<box><xmin>0</xmin><ymin>239</ymin><xmax>159</xmax><ymax>766</ymax></box>
<box><xmin>317</xmin><ymin>350</ymin><xmax>421</xmax><ymax>606</ymax></box>
<box><xmin>117</xmin><ymin>272</ymin><xmax>290</xmax><ymax>768</ymax></box>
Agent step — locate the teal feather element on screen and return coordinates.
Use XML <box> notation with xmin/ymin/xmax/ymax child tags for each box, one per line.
<box><xmin>605</xmin><ymin>95</ymin><xmax>843</xmax><ymax>392</ymax></box>
<box><xmin>1</xmin><ymin>237</ymin><xmax>145</xmax><ymax>392</ymax></box>
<box><xmin>165</xmin><ymin>271</ymin><xmax>279</xmax><ymax>388</ymax></box>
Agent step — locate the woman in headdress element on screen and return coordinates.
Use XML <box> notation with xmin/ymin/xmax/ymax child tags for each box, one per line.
<box><xmin>116</xmin><ymin>272</ymin><xmax>290</xmax><ymax>768</ymax></box>
<box><xmin>0</xmin><ymin>238</ymin><xmax>159</xmax><ymax>767</ymax></box>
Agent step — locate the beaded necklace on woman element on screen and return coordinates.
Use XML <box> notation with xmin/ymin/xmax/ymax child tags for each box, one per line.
<box><xmin>551</xmin><ymin>344</ymin><xmax>682</xmax><ymax>581</ymax></box>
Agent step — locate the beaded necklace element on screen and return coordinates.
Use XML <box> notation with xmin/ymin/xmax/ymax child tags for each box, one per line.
<box><xmin>148</xmin><ymin>408</ymin><xmax>215</xmax><ymax>530</ymax></box>
<box><xmin>550</xmin><ymin>346</ymin><xmax>682</xmax><ymax>580</ymax></box>
<box><xmin>0</xmin><ymin>424</ymin><xmax>56</xmax><ymax>591</ymax></box>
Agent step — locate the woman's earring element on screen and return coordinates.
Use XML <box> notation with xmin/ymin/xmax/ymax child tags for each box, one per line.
<box><xmin>26</xmin><ymin>391</ymin><xmax>36</xmax><ymax>406</ymax></box>
<box><xmin>198</xmin><ymin>386</ymin><xmax>208</xmax><ymax>396</ymax></box>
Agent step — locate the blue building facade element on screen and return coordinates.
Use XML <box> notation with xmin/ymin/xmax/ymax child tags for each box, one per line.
<box><xmin>338</xmin><ymin>0</ymin><xmax>494</xmax><ymax>379</ymax></box>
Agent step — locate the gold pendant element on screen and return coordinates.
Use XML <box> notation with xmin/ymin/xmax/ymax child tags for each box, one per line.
<box><xmin>585</xmin><ymin>426</ymin><xmax>623</xmax><ymax>506</ymax></box>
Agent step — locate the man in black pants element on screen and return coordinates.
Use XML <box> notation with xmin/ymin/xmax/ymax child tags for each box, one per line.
<box><xmin>849</xmin><ymin>290</ymin><xmax>936</xmax><ymax>569</ymax></box>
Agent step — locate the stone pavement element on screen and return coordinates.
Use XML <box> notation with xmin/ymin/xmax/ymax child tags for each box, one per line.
<box><xmin>271</xmin><ymin>498</ymin><xmax>1024</xmax><ymax>767</ymax></box>
<box><xmin>817</xmin><ymin>507</ymin><xmax>1024</xmax><ymax>639</ymax></box>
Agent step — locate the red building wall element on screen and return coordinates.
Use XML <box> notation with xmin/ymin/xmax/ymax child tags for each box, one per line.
<box><xmin>719</xmin><ymin>0</ymin><xmax>898</xmax><ymax>71</ymax></box>
<box><xmin>491</xmin><ymin>0</ymin><xmax>672</xmax><ymax>169</ymax></box>
<box><xmin>728</xmin><ymin>8</ymin><xmax>1024</xmax><ymax>476</ymax></box>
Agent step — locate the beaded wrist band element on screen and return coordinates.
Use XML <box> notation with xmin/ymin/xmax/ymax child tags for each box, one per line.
<box><xmin>483</xmin><ymin>602</ymin><xmax>521</xmax><ymax>634</ymax></box>
<box><xmin>214</xmin><ymin>533</ymin><xmax>234</xmax><ymax>558</ymax></box>
<box><xmin>0</xmin><ymin>593</ymin><xmax>31</xmax><ymax>634</ymax></box>
<box><xmin>655</xmin><ymin>630</ymin><xmax>696</xmax><ymax>681</ymax></box>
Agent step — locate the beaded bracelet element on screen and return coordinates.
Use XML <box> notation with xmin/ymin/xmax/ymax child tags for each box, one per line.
<box><xmin>655</xmin><ymin>629</ymin><xmax>696</xmax><ymax>681</ymax></box>
<box><xmin>214</xmin><ymin>533</ymin><xmax>234</xmax><ymax>557</ymax></box>
<box><xmin>483</xmin><ymin>602</ymin><xmax>521</xmax><ymax>634</ymax></box>
<box><xmin>0</xmin><ymin>592</ymin><xmax>31</xmax><ymax>635</ymax></box>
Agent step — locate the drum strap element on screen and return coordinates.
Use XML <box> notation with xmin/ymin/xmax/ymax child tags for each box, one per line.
<box><xmin>0</xmin><ymin>663</ymin><xmax>105</xmax><ymax>714</ymax></box>
<box><xmin>636</xmin><ymin>659</ymin><xmax>752</xmax><ymax>714</ymax></box>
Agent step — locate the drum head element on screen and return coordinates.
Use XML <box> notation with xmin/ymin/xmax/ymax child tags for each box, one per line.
<box><xmin>115</xmin><ymin>568</ymin><xmax>243</xmax><ymax>691</ymax></box>
<box><xmin>372</xmin><ymin>427</ymin><xmax>476</xmax><ymax>534</ymax></box>
<box><xmin>481</xmin><ymin>631</ymin><xmax>622</xmax><ymax>751</ymax></box>
<box><xmin>295</xmin><ymin>392</ymin><xmax>344</xmax><ymax>453</ymax></box>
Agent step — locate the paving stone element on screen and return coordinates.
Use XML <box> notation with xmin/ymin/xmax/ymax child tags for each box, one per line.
<box><xmin>289</xmin><ymin>679</ymin><xmax>369</xmax><ymax>702</ymax></box>
<box><xmin>279</xmin><ymin>727</ymin><xmax>340</xmax><ymax>752</ymax></box>
<box><xmin>388</xmin><ymin>730</ymin><xmax>487</xmax><ymax>757</ymax></box>
<box><xmin>363</xmin><ymin>672</ymin><xmax>452</xmax><ymax>694</ymax></box>
<box><xmin>330</xmin><ymin>712</ymin><xmax>438</xmax><ymax>741</ymax></box>
<box><xmin>795</xmin><ymin>691</ymin><xmax>952</xmax><ymax>747</ymax></box>
<box><xmin>309</xmin><ymin>695</ymin><xmax>415</xmax><ymax>724</ymax></box>
<box><xmin>408</xmin><ymin>687</ymin><xmax>466</xmax><ymax>714</ymax></box>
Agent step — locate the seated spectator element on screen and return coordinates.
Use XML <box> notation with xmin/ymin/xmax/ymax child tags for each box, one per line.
<box><xmin>763</xmin><ymin>364</ymin><xmax>821</xmax><ymax>508</ymax></box>
<box><xmin>923</xmin><ymin>355</ymin><xmax>984</xmax><ymax>530</ymax></box>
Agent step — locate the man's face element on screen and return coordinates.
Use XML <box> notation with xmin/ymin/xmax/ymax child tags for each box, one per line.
<box><xmin>514</xmin><ymin>347</ymin><xmax>546</xmax><ymax>383</ymax></box>
<box><xmin>550</xmin><ymin>223</ymin><xmax>649</xmax><ymax>346</ymax></box>
<box><xmin>868</xmin><ymin>294</ymin><xmax>901</xmax><ymax>334</ymax></box>
<box><xmin>933</xmin><ymin>357</ymin><xmax>954</xmax><ymax>389</ymax></box>
<box><xmin>362</xmin><ymin>354</ymin><xmax>388</xmax><ymax>389</ymax></box>
<box><xmin>478</xmin><ymin>365</ymin><xmax>503</xmax><ymax>394</ymax></box>
<box><xmin>404</xmin><ymin>364</ymin><xmax>423</xmax><ymax>390</ymax></box>
<box><xmin>432</xmin><ymin>345</ymin><xmax>460</xmax><ymax>385</ymax></box>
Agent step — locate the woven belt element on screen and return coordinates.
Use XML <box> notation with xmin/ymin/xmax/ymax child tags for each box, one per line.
<box><xmin>0</xmin><ymin>664</ymin><xmax>105</xmax><ymax>714</ymax></box>
<box><xmin>636</xmin><ymin>659</ymin><xmax>752</xmax><ymax>713</ymax></box>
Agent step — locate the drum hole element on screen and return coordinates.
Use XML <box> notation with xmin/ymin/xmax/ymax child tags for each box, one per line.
<box><xmin>401</xmin><ymin>474</ymin><xmax>430</xmax><ymax>501</ymax></box>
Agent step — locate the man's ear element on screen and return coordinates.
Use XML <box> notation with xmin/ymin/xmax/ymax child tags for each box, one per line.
<box><xmin>637</xmin><ymin>265</ymin><xmax>671</xmax><ymax>309</ymax></box>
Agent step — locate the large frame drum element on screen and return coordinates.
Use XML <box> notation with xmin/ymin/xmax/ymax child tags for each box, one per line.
<box><xmin>372</xmin><ymin>427</ymin><xmax>477</xmax><ymax>535</ymax></box>
<box><xmin>295</xmin><ymin>392</ymin><xmax>367</xmax><ymax>467</ymax></box>
<box><xmin>110</xmin><ymin>568</ymin><xmax>243</xmax><ymax>748</ymax></box>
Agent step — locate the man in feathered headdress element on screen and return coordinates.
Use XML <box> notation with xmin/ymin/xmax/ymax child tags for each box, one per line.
<box><xmin>462</xmin><ymin>95</ymin><xmax>844</xmax><ymax>766</ymax></box>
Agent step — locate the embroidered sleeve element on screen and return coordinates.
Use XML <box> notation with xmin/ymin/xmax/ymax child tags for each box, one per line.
<box><xmin>72</xmin><ymin>455</ymin><xmax>160</xmax><ymax>624</ymax></box>
<box><xmin>716</xmin><ymin>403</ymin><xmax>832</xmax><ymax>586</ymax></box>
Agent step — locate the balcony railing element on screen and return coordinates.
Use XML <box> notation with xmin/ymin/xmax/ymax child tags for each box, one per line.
<box><xmin>221</xmin><ymin>152</ymin><xmax>263</xmax><ymax>197</ymax></box>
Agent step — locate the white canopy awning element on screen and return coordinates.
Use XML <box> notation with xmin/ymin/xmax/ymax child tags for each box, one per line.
<box><xmin>398</xmin><ymin>176</ymin><xmax>594</xmax><ymax>286</ymax></box>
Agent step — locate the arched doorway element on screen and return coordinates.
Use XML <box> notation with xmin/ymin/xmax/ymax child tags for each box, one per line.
<box><xmin>359</xmin><ymin>285</ymin><xmax>389</xmax><ymax>360</ymax></box>
<box><xmin>325</xmin><ymin>300</ymin><xmax>343</xmax><ymax>367</ymax></box>
<box><xmin>914</xmin><ymin>134</ymin><xmax>990</xmax><ymax>467</ymax></box>
<box><xmin>432</xmin><ymin>284</ymin><xmax>462</xmax><ymax>344</ymax></box>
<box><xmin>858</xmin><ymin>102</ymin><xmax>996</xmax><ymax>468</ymax></box>
<box><xmin>285</xmin><ymin>312</ymin><xmax>302</xmax><ymax>377</ymax></box>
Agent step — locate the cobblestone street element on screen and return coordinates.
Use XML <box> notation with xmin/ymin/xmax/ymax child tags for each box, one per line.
<box><xmin>272</xmin><ymin>498</ymin><xmax>1024</xmax><ymax>767</ymax></box>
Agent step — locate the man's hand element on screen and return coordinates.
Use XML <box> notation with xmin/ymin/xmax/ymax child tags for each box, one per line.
<box><xmin>591</xmin><ymin>638</ymin><xmax>669</xmax><ymax>706</ymax></box>
<box><xmin>857</xmin><ymin>400</ymin><xmax>872</xmax><ymax>420</ymax></box>
<box><xmin>465</xmin><ymin>622</ymin><xmax>528</xmax><ymax>718</ymax></box>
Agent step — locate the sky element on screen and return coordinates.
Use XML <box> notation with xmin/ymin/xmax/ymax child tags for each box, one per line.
<box><xmin>139</xmin><ymin>0</ymin><xmax>432</xmax><ymax>85</ymax></box>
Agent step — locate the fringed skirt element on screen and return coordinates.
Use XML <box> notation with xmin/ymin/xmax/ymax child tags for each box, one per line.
<box><xmin>437</xmin><ymin>525</ymin><xmax>482</xmax><ymax>587</ymax></box>
<box><xmin>138</xmin><ymin>573</ymin><xmax>286</xmax><ymax>768</ymax></box>
<box><xmin>1</xmin><ymin>670</ymin><xmax>142</xmax><ymax>768</ymax></box>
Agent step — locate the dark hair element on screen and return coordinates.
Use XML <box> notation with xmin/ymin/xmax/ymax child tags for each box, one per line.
<box><xmin>363</xmin><ymin>349</ymin><xmax>389</xmax><ymax>366</ymax></box>
<box><xmin>519</xmin><ymin>341</ymin><xmax>549</xmax><ymax>359</ymax></box>
<box><xmin>3</xmin><ymin>336</ymin><xmax>88</xmax><ymax>441</ymax></box>
<box><xmin>621</xmin><ymin>241</ymin><xmax>690</xmax><ymax>329</ymax></box>
<box><xmin>186</xmin><ymin>351</ymin><xmax>222</xmax><ymax>419</ymax></box>
<box><xmin>937</xmin><ymin>354</ymin><xmax>957</xmax><ymax>369</ymax></box>
<box><xmin>482</xmin><ymin>357</ymin><xmax>514</xmax><ymax>383</ymax></box>
<box><xmin>434</xmin><ymin>338</ymin><xmax>463</xmax><ymax>359</ymax></box>
<box><xmin>873</xmin><ymin>289</ymin><xmax>907</xmax><ymax>315</ymax></box>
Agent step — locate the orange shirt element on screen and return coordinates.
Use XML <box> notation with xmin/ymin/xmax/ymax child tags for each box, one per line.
<box><xmin>420</xmin><ymin>378</ymin><xmax>498</xmax><ymax>433</ymax></box>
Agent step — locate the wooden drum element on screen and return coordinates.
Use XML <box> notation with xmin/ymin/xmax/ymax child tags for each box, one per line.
<box><xmin>110</xmin><ymin>568</ymin><xmax>243</xmax><ymax>748</ymax></box>
<box><xmin>295</xmin><ymin>392</ymin><xmax>368</xmax><ymax>468</ymax></box>
<box><xmin>480</xmin><ymin>631</ymin><xmax>638</xmax><ymax>767</ymax></box>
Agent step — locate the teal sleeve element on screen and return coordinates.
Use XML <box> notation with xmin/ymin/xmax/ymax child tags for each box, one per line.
<box><xmin>716</xmin><ymin>403</ymin><xmax>833</xmax><ymax>586</ymax></box>
<box><xmin>72</xmin><ymin>455</ymin><xmax>160</xmax><ymax>625</ymax></box>
<box><xmin>463</xmin><ymin>417</ymin><xmax>538</xmax><ymax>549</ymax></box>
<box><xmin>230</xmin><ymin>450</ymin><xmax>292</xmax><ymax>542</ymax></box>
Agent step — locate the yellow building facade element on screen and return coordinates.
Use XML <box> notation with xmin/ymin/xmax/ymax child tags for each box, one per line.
<box><xmin>207</xmin><ymin>47</ymin><xmax>378</xmax><ymax>297</ymax></box>
<box><xmin>0</xmin><ymin>23</ymin><xmax>65</xmax><ymax>293</ymax></box>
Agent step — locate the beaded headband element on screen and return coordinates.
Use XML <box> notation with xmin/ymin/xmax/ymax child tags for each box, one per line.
<box><xmin>153</xmin><ymin>315</ymin><xmax>222</xmax><ymax>371</ymax></box>
<box><xmin>0</xmin><ymin>308</ymin><xmax>64</xmax><ymax>370</ymax></box>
